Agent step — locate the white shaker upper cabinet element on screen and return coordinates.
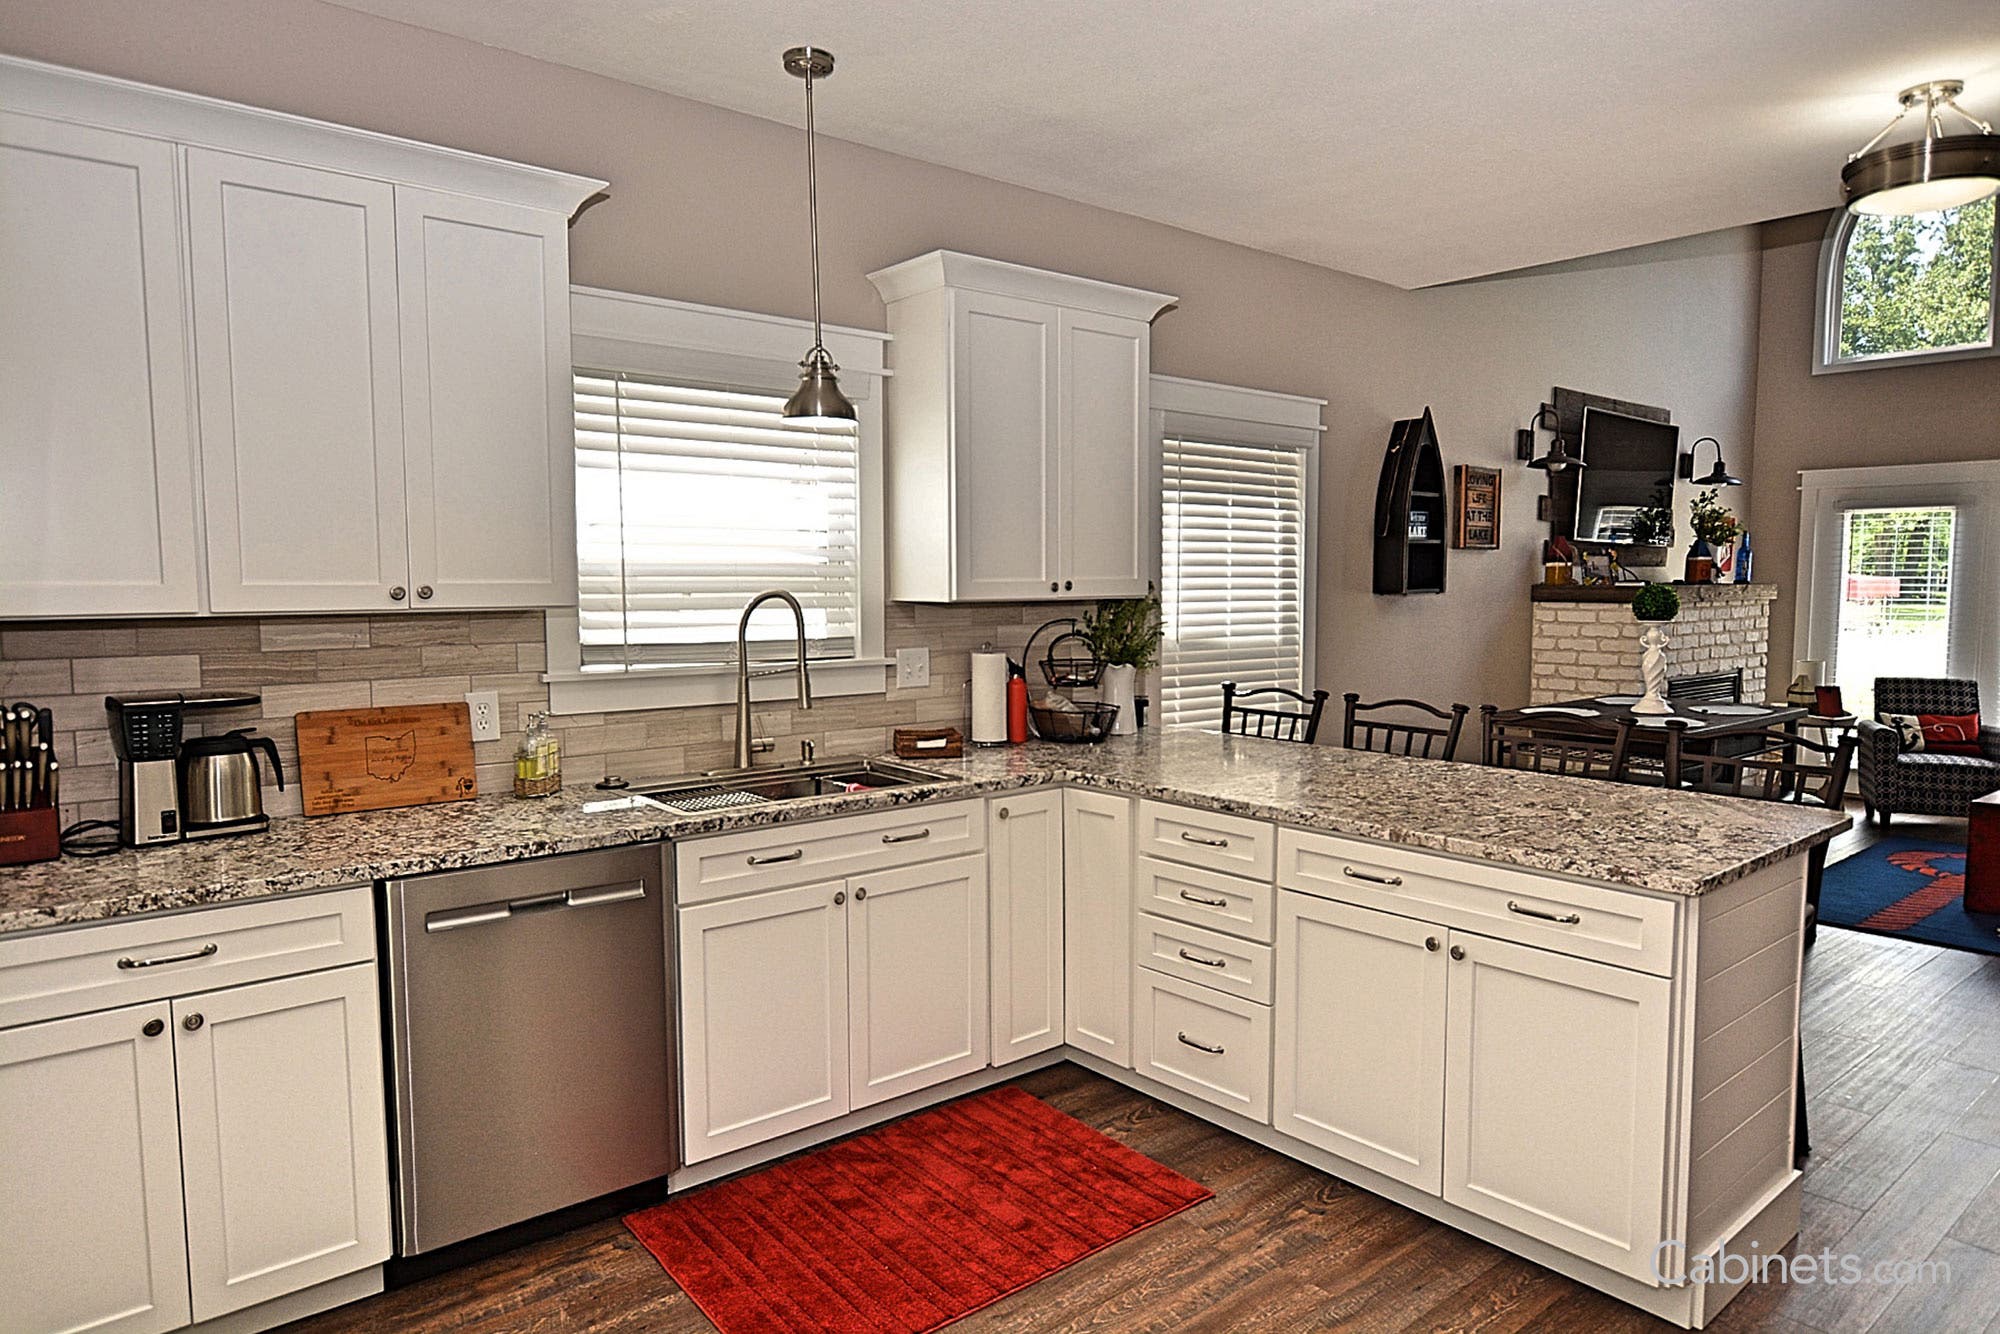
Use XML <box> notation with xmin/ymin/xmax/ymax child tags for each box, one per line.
<box><xmin>188</xmin><ymin>149</ymin><xmax>409</xmax><ymax>613</ymax></box>
<box><xmin>0</xmin><ymin>114</ymin><xmax>200</xmax><ymax>617</ymax></box>
<box><xmin>869</xmin><ymin>251</ymin><xmax>1174</xmax><ymax>603</ymax></box>
<box><xmin>395</xmin><ymin>187</ymin><xmax>577</xmax><ymax>609</ymax></box>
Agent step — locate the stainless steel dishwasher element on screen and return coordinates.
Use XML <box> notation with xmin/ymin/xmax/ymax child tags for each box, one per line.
<box><xmin>383</xmin><ymin>844</ymin><xmax>676</xmax><ymax>1256</ymax></box>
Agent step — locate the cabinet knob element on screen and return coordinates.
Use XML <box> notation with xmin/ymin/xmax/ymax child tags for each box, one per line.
<box><xmin>1424</xmin><ymin>936</ymin><xmax>1440</xmax><ymax>952</ymax></box>
<box><xmin>996</xmin><ymin>806</ymin><xmax>1010</xmax><ymax>820</ymax></box>
<box><xmin>833</xmin><ymin>890</ymin><xmax>846</xmax><ymax>905</ymax></box>
<box><xmin>1050</xmin><ymin>582</ymin><xmax>1059</xmax><ymax>592</ymax></box>
<box><xmin>1449</xmin><ymin>945</ymin><xmax>1466</xmax><ymax>962</ymax></box>
<box><xmin>182</xmin><ymin>1013</ymin><xmax>205</xmax><ymax>1031</ymax></box>
<box><xmin>1063</xmin><ymin>580</ymin><xmax>1073</xmax><ymax>591</ymax></box>
<box><xmin>142</xmin><ymin>1018</ymin><xmax>165</xmax><ymax>1038</ymax></box>
<box><xmin>416</xmin><ymin>585</ymin><xmax>434</xmax><ymax>601</ymax></box>
<box><xmin>854</xmin><ymin>886</ymin><xmax>868</xmax><ymax>901</ymax></box>
<box><xmin>389</xmin><ymin>586</ymin><xmax>407</xmax><ymax>602</ymax></box>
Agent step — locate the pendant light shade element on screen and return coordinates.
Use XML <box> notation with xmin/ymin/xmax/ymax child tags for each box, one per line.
<box><xmin>1526</xmin><ymin>436</ymin><xmax>1583</xmax><ymax>473</ymax></box>
<box><xmin>1843</xmin><ymin>81</ymin><xmax>1999</xmax><ymax>217</ymax></box>
<box><xmin>1518</xmin><ymin>404</ymin><xmax>1584</xmax><ymax>473</ymax></box>
<box><xmin>781</xmin><ymin>45</ymin><xmax>857</xmax><ymax>426</ymax></box>
<box><xmin>1680</xmin><ymin>436</ymin><xmax>1742</xmax><ymax>487</ymax></box>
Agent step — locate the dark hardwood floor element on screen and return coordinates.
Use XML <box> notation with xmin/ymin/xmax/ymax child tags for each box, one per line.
<box><xmin>290</xmin><ymin>810</ymin><xmax>1999</xmax><ymax>1334</ymax></box>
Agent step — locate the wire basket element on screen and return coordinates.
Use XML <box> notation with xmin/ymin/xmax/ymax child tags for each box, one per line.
<box><xmin>1038</xmin><ymin>625</ymin><xmax>1105</xmax><ymax>690</ymax></box>
<box><xmin>1028</xmin><ymin>701</ymin><xmax>1120</xmax><ymax>744</ymax></box>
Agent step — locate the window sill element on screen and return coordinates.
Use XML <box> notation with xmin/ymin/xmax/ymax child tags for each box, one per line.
<box><xmin>544</xmin><ymin>658</ymin><xmax>892</xmax><ymax>715</ymax></box>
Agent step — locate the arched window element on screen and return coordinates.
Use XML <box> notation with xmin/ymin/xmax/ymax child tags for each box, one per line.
<box><xmin>1814</xmin><ymin>198</ymin><xmax>1997</xmax><ymax>373</ymax></box>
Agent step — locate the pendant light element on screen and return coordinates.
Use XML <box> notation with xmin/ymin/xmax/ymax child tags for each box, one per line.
<box><xmin>1516</xmin><ymin>403</ymin><xmax>1586</xmax><ymax>473</ymax></box>
<box><xmin>780</xmin><ymin>45</ymin><xmax>856</xmax><ymax>426</ymax></box>
<box><xmin>1843</xmin><ymin>81</ymin><xmax>2000</xmax><ymax>217</ymax></box>
<box><xmin>1678</xmin><ymin>437</ymin><xmax>1742</xmax><ymax>487</ymax></box>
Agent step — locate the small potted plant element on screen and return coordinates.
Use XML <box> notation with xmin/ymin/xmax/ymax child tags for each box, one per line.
<box><xmin>1687</xmin><ymin>489</ymin><xmax>1740</xmax><ymax>584</ymax></box>
<box><xmin>1629</xmin><ymin>582</ymin><xmax>1680</xmax><ymax>715</ymax></box>
<box><xmin>1082</xmin><ymin>593</ymin><xmax>1162</xmax><ymax>737</ymax></box>
<box><xmin>1628</xmin><ymin>489</ymin><xmax>1674</xmax><ymax>548</ymax></box>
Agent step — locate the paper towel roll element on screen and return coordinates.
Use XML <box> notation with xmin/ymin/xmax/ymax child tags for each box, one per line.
<box><xmin>970</xmin><ymin>651</ymin><xmax>1009</xmax><ymax>745</ymax></box>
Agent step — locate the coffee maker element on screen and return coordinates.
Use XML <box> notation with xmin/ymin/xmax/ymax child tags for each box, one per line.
<box><xmin>105</xmin><ymin>692</ymin><xmax>263</xmax><ymax>846</ymax></box>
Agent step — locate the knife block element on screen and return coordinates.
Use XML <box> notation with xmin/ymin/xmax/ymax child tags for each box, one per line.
<box><xmin>0</xmin><ymin>805</ymin><xmax>59</xmax><ymax>865</ymax></box>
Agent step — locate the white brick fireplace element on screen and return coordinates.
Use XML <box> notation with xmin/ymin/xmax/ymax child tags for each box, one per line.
<box><xmin>1529</xmin><ymin>584</ymin><xmax>1776</xmax><ymax>704</ymax></box>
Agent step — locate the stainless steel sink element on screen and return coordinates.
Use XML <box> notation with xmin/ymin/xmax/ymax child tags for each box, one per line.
<box><xmin>631</xmin><ymin>756</ymin><xmax>949</xmax><ymax>813</ymax></box>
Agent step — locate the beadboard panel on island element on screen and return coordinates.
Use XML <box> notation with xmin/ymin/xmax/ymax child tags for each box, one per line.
<box><xmin>0</xmin><ymin>603</ymin><xmax>1070</xmax><ymax>825</ymax></box>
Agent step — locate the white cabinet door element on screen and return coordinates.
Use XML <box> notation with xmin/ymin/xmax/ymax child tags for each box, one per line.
<box><xmin>0</xmin><ymin>1001</ymin><xmax>190</xmax><ymax>1334</ymax></box>
<box><xmin>678</xmin><ymin>880</ymin><xmax>850</xmax><ymax>1162</ymax></box>
<box><xmin>0</xmin><ymin>114</ymin><xmax>199</xmax><ymax>617</ymax></box>
<box><xmin>187</xmin><ymin>149</ymin><xmax>409</xmax><ymax>613</ymax></box>
<box><xmin>950</xmin><ymin>289</ymin><xmax>1061</xmax><ymax>600</ymax></box>
<box><xmin>1442</xmin><ymin>932</ymin><xmax>1672</xmax><ymax>1282</ymax></box>
<box><xmin>988</xmin><ymin>792</ymin><xmax>1065</xmax><ymax>1063</ymax></box>
<box><xmin>396</xmin><ymin>187</ymin><xmax>576</xmax><ymax>610</ymax></box>
<box><xmin>1058</xmin><ymin>308</ymin><xmax>1151</xmax><ymax>598</ymax></box>
<box><xmin>1063</xmin><ymin>788</ymin><xmax>1133</xmax><ymax>1065</ymax></box>
<box><xmin>174</xmin><ymin>962</ymin><xmax>392</xmax><ymax>1321</ymax></box>
<box><xmin>1274</xmin><ymin>893</ymin><xmax>1447</xmax><ymax>1192</ymax></box>
<box><xmin>849</xmin><ymin>853</ymin><xmax>990</xmax><ymax>1108</ymax></box>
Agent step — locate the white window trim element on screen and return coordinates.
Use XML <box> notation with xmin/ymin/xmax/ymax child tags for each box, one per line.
<box><xmin>1813</xmin><ymin>208</ymin><xmax>2000</xmax><ymax>375</ymax></box>
<box><xmin>1149</xmin><ymin>373</ymin><xmax>1326</xmax><ymax>706</ymax></box>
<box><xmin>546</xmin><ymin>287</ymin><xmax>891</xmax><ymax>714</ymax></box>
<box><xmin>1793</xmin><ymin>459</ymin><xmax>2000</xmax><ymax>710</ymax></box>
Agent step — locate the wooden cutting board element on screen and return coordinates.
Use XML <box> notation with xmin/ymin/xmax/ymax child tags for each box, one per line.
<box><xmin>295</xmin><ymin>703</ymin><xmax>478</xmax><ymax>816</ymax></box>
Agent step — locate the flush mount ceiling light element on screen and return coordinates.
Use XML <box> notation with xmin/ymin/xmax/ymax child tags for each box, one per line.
<box><xmin>780</xmin><ymin>45</ymin><xmax>856</xmax><ymax>426</ymax></box>
<box><xmin>1843</xmin><ymin>80</ymin><xmax>2000</xmax><ymax>217</ymax></box>
<box><xmin>1678</xmin><ymin>437</ymin><xmax>1742</xmax><ymax>487</ymax></box>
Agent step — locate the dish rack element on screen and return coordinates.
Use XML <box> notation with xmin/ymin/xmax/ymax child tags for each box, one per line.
<box><xmin>1021</xmin><ymin>618</ymin><xmax>1119</xmax><ymax>743</ymax></box>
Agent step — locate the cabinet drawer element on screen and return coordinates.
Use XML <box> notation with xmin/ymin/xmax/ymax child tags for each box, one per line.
<box><xmin>1137</xmin><ymin>800</ymin><xmax>1274</xmax><ymax>880</ymax></box>
<box><xmin>0</xmin><ymin>886</ymin><xmax>376</xmax><ymax>1030</ymax></box>
<box><xmin>1136</xmin><ymin>856</ymin><xmax>1273</xmax><ymax>943</ymax></box>
<box><xmin>675</xmin><ymin>801</ymin><xmax>985</xmax><ymax>905</ymax></box>
<box><xmin>1134</xmin><ymin>913</ymin><xmax>1272</xmax><ymax>1004</ymax></box>
<box><xmin>1133</xmin><ymin>969</ymin><xmax>1271</xmax><ymax>1124</ymax></box>
<box><xmin>1278</xmin><ymin>829</ymin><xmax>1677</xmax><ymax>977</ymax></box>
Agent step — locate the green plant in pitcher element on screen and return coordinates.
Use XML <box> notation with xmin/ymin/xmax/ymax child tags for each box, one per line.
<box><xmin>1082</xmin><ymin>593</ymin><xmax>1163</xmax><ymax>670</ymax></box>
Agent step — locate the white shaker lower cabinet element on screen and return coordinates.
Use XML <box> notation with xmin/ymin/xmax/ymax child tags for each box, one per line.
<box><xmin>1063</xmin><ymin>789</ymin><xmax>1133</xmax><ymax>1065</ymax></box>
<box><xmin>1132</xmin><ymin>969</ymin><xmax>1272</xmax><ymax>1123</ymax></box>
<box><xmin>0</xmin><ymin>1002</ymin><xmax>191</xmax><ymax>1334</ymax></box>
<box><xmin>677</xmin><ymin>880</ymin><xmax>852</xmax><ymax>1163</ymax></box>
<box><xmin>1274</xmin><ymin>893</ymin><xmax>1447</xmax><ymax>1193</ymax></box>
<box><xmin>1441</xmin><ymin>931</ymin><xmax>1672</xmax><ymax>1281</ymax></box>
<box><xmin>849</xmin><ymin>854</ymin><xmax>990</xmax><ymax>1108</ymax></box>
<box><xmin>173</xmin><ymin>964</ymin><xmax>393</xmax><ymax>1322</ymax></box>
<box><xmin>986</xmin><ymin>793</ymin><xmax>1065</xmax><ymax>1063</ymax></box>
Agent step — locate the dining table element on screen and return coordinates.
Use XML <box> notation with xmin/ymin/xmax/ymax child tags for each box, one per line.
<box><xmin>1488</xmin><ymin>694</ymin><xmax>1808</xmax><ymax>743</ymax></box>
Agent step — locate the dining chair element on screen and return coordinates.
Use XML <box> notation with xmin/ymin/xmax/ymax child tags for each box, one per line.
<box><xmin>1343</xmin><ymin>694</ymin><xmax>1471</xmax><ymax>761</ymax></box>
<box><xmin>1222</xmin><ymin>682</ymin><xmax>1331</xmax><ymax>744</ymax></box>
<box><xmin>1481</xmin><ymin>706</ymin><xmax>1644</xmax><ymax>782</ymax></box>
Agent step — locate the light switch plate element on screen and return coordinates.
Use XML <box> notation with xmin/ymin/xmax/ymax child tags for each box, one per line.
<box><xmin>895</xmin><ymin>646</ymin><xmax>931</xmax><ymax>689</ymax></box>
<box><xmin>464</xmin><ymin>690</ymin><xmax>501</xmax><ymax>742</ymax></box>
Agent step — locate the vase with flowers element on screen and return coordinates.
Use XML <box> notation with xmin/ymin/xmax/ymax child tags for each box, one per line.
<box><xmin>1686</xmin><ymin>489</ymin><xmax>1740</xmax><ymax>584</ymax></box>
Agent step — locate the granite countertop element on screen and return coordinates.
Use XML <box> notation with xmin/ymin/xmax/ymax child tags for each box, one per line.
<box><xmin>0</xmin><ymin>730</ymin><xmax>1848</xmax><ymax>935</ymax></box>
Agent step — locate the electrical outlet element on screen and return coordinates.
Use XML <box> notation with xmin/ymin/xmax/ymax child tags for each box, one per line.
<box><xmin>895</xmin><ymin>646</ymin><xmax>930</xmax><ymax>689</ymax></box>
<box><xmin>464</xmin><ymin>690</ymin><xmax>501</xmax><ymax>742</ymax></box>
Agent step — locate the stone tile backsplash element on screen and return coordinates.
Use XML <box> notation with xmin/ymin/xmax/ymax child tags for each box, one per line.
<box><xmin>0</xmin><ymin>602</ymin><xmax>1074</xmax><ymax>825</ymax></box>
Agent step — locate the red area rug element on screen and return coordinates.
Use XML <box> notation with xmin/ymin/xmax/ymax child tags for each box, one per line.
<box><xmin>624</xmin><ymin>1085</ymin><xmax>1212</xmax><ymax>1334</ymax></box>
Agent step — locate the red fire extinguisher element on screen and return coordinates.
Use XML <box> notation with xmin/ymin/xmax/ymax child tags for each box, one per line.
<box><xmin>1006</xmin><ymin>663</ymin><xmax>1030</xmax><ymax>744</ymax></box>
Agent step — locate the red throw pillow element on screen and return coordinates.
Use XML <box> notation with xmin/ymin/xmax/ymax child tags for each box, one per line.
<box><xmin>1918</xmin><ymin>712</ymin><xmax>1983</xmax><ymax>756</ymax></box>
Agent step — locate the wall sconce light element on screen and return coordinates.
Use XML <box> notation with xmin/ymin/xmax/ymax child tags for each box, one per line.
<box><xmin>1677</xmin><ymin>436</ymin><xmax>1742</xmax><ymax>486</ymax></box>
<box><xmin>1516</xmin><ymin>403</ymin><xmax>1585</xmax><ymax>473</ymax></box>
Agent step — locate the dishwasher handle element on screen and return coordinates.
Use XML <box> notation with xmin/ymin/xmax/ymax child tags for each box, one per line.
<box><xmin>424</xmin><ymin>880</ymin><xmax>648</xmax><ymax>933</ymax></box>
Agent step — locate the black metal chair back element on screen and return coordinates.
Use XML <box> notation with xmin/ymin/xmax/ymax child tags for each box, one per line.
<box><xmin>1343</xmin><ymin>694</ymin><xmax>1470</xmax><ymax>761</ymax></box>
<box><xmin>1682</xmin><ymin>729</ymin><xmax>1858</xmax><ymax>810</ymax></box>
<box><xmin>1481</xmin><ymin>705</ymin><xmax>1643</xmax><ymax>783</ymax></box>
<box><xmin>1222</xmin><ymin>682</ymin><xmax>1330</xmax><ymax>744</ymax></box>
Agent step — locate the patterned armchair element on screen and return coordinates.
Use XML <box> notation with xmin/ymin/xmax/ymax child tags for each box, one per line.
<box><xmin>1856</xmin><ymin>677</ymin><xmax>2000</xmax><ymax>825</ymax></box>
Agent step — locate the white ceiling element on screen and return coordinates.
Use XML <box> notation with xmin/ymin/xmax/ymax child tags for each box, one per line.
<box><xmin>328</xmin><ymin>0</ymin><xmax>2000</xmax><ymax>289</ymax></box>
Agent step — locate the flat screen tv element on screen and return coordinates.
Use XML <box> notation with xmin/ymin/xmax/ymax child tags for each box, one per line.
<box><xmin>1576</xmin><ymin>407</ymin><xmax>1679</xmax><ymax>546</ymax></box>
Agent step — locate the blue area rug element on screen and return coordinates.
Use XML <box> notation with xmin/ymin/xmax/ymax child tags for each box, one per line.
<box><xmin>1819</xmin><ymin>837</ymin><xmax>1995</xmax><ymax>955</ymax></box>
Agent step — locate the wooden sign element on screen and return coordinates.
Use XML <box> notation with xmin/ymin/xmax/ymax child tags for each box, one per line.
<box><xmin>1453</xmin><ymin>465</ymin><xmax>1501</xmax><ymax>549</ymax></box>
<box><xmin>294</xmin><ymin>703</ymin><xmax>478</xmax><ymax>816</ymax></box>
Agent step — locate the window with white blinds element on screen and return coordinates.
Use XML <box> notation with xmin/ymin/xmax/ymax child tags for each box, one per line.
<box><xmin>1830</xmin><ymin>504</ymin><xmax>1958</xmax><ymax>719</ymax></box>
<box><xmin>572</xmin><ymin>370</ymin><xmax>861</xmax><ymax>669</ymax></box>
<box><xmin>1160</xmin><ymin>437</ymin><xmax>1309</xmax><ymax>730</ymax></box>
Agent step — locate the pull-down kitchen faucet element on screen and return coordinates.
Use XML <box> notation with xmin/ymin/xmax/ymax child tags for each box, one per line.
<box><xmin>734</xmin><ymin>590</ymin><xmax>814</xmax><ymax>768</ymax></box>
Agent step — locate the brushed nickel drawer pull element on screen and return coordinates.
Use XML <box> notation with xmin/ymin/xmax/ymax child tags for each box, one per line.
<box><xmin>882</xmin><ymin>829</ymin><xmax>932</xmax><ymax>844</ymax></box>
<box><xmin>747</xmin><ymin>849</ymin><xmax>805</xmax><ymax>866</ymax></box>
<box><xmin>117</xmin><ymin>942</ymin><xmax>218</xmax><ymax>970</ymax></box>
<box><xmin>1176</xmin><ymin>1032</ymin><xmax>1225</xmax><ymax>1055</ymax></box>
<box><xmin>1177</xmin><ymin>948</ymin><xmax>1227</xmax><ymax>969</ymax></box>
<box><xmin>1342</xmin><ymin>866</ymin><xmax>1404</xmax><ymax>887</ymax></box>
<box><xmin>1178</xmin><ymin>889</ymin><xmax>1230</xmax><ymax>908</ymax></box>
<box><xmin>1180</xmin><ymin>831</ymin><xmax>1229</xmax><ymax>848</ymax></box>
<box><xmin>1507</xmin><ymin>900</ymin><xmax>1582</xmax><ymax>925</ymax></box>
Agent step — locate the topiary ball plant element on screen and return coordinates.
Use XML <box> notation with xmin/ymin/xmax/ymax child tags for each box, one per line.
<box><xmin>1631</xmin><ymin>582</ymin><xmax>1681</xmax><ymax>622</ymax></box>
